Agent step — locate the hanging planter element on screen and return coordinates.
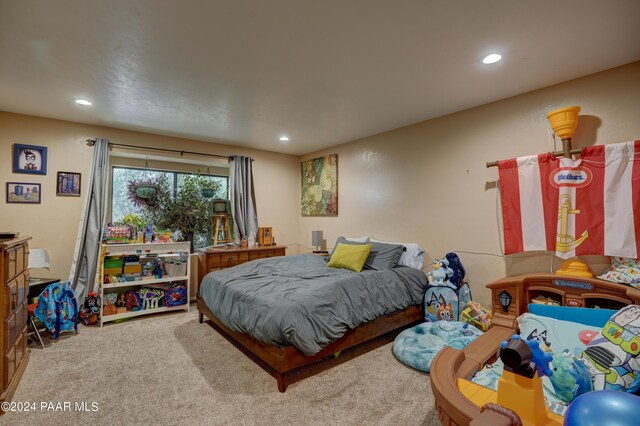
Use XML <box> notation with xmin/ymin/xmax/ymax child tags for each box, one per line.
<box><xmin>136</xmin><ymin>185</ymin><xmax>157</xmax><ymax>199</ymax></box>
<box><xmin>200</xmin><ymin>167</ymin><xmax>217</xmax><ymax>199</ymax></box>
<box><xmin>200</xmin><ymin>187</ymin><xmax>216</xmax><ymax>198</ymax></box>
<box><xmin>127</xmin><ymin>177</ymin><xmax>167</xmax><ymax>209</ymax></box>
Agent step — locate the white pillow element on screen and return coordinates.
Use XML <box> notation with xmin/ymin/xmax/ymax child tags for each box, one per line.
<box><xmin>370</xmin><ymin>238</ymin><xmax>425</xmax><ymax>269</ymax></box>
<box><xmin>343</xmin><ymin>236</ymin><xmax>370</xmax><ymax>243</ymax></box>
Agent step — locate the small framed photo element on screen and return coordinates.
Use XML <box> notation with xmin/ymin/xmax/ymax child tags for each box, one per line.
<box><xmin>56</xmin><ymin>171</ymin><xmax>81</xmax><ymax>196</ymax></box>
<box><xmin>13</xmin><ymin>143</ymin><xmax>48</xmax><ymax>175</ymax></box>
<box><xmin>6</xmin><ymin>182</ymin><xmax>41</xmax><ymax>204</ymax></box>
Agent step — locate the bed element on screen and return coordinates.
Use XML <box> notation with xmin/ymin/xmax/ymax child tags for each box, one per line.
<box><xmin>197</xmin><ymin>250</ymin><xmax>428</xmax><ymax>392</ymax></box>
<box><xmin>430</xmin><ymin>273</ymin><xmax>640</xmax><ymax>425</ymax></box>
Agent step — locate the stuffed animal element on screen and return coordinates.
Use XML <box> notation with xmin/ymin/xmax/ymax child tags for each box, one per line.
<box><xmin>139</xmin><ymin>288</ymin><xmax>164</xmax><ymax>310</ymax></box>
<box><xmin>79</xmin><ymin>292</ymin><xmax>100</xmax><ymax>325</ymax></box>
<box><xmin>445</xmin><ymin>252</ymin><xmax>466</xmax><ymax>288</ymax></box>
<box><xmin>426</xmin><ymin>258</ymin><xmax>453</xmax><ymax>286</ymax></box>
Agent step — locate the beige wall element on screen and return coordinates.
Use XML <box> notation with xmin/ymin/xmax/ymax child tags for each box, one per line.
<box><xmin>2</xmin><ymin>62</ymin><xmax>639</xmax><ymax>307</ymax></box>
<box><xmin>301</xmin><ymin>61</ymin><xmax>640</xmax><ymax>306</ymax></box>
<box><xmin>0</xmin><ymin>112</ymin><xmax>300</xmax><ymax>281</ymax></box>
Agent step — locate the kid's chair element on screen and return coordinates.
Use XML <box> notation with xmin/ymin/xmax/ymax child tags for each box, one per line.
<box><xmin>27</xmin><ymin>303</ymin><xmax>45</xmax><ymax>349</ymax></box>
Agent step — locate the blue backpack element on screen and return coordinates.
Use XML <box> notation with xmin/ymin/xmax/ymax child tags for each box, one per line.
<box><xmin>34</xmin><ymin>281</ymin><xmax>78</xmax><ymax>338</ymax></box>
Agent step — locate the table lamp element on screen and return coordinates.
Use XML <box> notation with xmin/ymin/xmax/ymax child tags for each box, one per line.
<box><xmin>312</xmin><ymin>230</ymin><xmax>324</xmax><ymax>253</ymax></box>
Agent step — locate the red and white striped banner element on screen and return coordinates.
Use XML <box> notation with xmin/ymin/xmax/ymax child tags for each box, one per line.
<box><xmin>498</xmin><ymin>140</ymin><xmax>640</xmax><ymax>259</ymax></box>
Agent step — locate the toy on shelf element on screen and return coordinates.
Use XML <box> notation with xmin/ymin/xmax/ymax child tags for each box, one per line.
<box><xmin>165</xmin><ymin>283</ymin><xmax>187</xmax><ymax>307</ymax></box>
<box><xmin>460</xmin><ymin>301</ymin><xmax>492</xmax><ymax>331</ymax></box>
<box><xmin>531</xmin><ymin>295</ymin><xmax>561</xmax><ymax>306</ymax></box>
<box><xmin>105</xmin><ymin>226</ymin><xmax>131</xmax><ymax>244</ymax></box>
<box><xmin>124</xmin><ymin>290</ymin><xmax>142</xmax><ymax>311</ymax></box>
<box><xmin>139</xmin><ymin>288</ymin><xmax>164</xmax><ymax>309</ymax></box>
<box><xmin>153</xmin><ymin>258</ymin><xmax>165</xmax><ymax>278</ymax></box>
<box><xmin>143</xmin><ymin>261</ymin><xmax>155</xmax><ymax>278</ymax></box>
<box><xmin>103</xmin><ymin>301</ymin><xmax>116</xmax><ymax>316</ymax></box>
<box><xmin>143</xmin><ymin>224</ymin><xmax>155</xmax><ymax>243</ymax></box>
<box><xmin>104</xmin><ymin>292</ymin><xmax>118</xmax><ymax>306</ymax></box>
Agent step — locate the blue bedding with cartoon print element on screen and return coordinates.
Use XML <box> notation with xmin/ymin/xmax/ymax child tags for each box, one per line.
<box><xmin>472</xmin><ymin>305</ymin><xmax>640</xmax><ymax>416</ymax></box>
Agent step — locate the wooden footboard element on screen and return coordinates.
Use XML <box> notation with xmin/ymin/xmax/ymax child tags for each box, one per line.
<box><xmin>197</xmin><ymin>293</ymin><xmax>422</xmax><ymax>392</ymax></box>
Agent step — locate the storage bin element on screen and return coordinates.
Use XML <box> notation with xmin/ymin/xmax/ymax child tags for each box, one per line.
<box><xmin>165</xmin><ymin>260</ymin><xmax>187</xmax><ymax>277</ymax></box>
<box><xmin>165</xmin><ymin>284</ymin><xmax>187</xmax><ymax>307</ymax></box>
<box><xmin>104</xmin><ymin>257</ymin><xmax>123</xmax><ymax>269</ymax></box>
<box><xmin>104</xmin><ymin>267</ymin><xmax>123</xmax><ymax>276</ymax></box>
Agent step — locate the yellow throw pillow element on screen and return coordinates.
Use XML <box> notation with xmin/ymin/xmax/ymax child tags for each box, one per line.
<box><xmin>327</xmin><ymin>243</ymin><xmax>372</xmax><ymax>272</ymax></box>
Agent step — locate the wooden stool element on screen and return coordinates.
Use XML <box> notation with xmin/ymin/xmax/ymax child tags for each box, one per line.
<box><xmin>213</xmin><ymin>214</ymin><xmax>232</xmax><ymax>244</ymax></box>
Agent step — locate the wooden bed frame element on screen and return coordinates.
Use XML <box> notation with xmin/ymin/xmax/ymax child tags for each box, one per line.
<box><xmin>430</xmin><ymin>273</ymin><xmax>640</xmax><ymax>426</ymax></box>
<box><xmin>197</xmin><ymin>293</ymin><xmax>422</xmax><ymax>392</ymax></box>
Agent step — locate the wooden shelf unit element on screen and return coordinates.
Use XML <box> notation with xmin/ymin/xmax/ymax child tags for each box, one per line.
<box><xmin>486</xmin><ymin>273</ymin><xmax>640</xmax><ymax>328</ymax></box>
<box><xmin>99</xmin><ymin>242</ymin><xmax>190</xmax><ymax>326</ymax></box>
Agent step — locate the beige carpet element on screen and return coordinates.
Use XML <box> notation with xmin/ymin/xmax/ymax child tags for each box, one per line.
<box><xmin>7</xmin><ymin>308</ymin><xmax>440</xmax><ymax>425</ymax></box>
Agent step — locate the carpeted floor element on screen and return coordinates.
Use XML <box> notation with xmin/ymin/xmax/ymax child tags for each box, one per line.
<box><xmin>7</xmin><ymin>307</ymin><xmax>440</xmax><ymax>425</ymax></box>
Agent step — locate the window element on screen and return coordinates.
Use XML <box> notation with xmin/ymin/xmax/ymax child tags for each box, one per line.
<box><xmin>111</xmin><ymin>166</ymin><xmax>228</xmax><ymax>247</ymax></box>
<box><xmin>112</xmin><ymin>167</ymin><xmax>175</xmax><ymax>223</ymax></box>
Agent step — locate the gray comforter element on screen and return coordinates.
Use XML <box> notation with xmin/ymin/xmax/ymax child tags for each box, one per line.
<box><xmin>199</xmin><ymin>254</ymin><xmax>428</xmax><ymax>356</ymax></box>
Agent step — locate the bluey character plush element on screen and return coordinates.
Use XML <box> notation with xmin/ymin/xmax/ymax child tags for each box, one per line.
<box><xmin>427</xmin><ymin>258</ymin><xmax>453</xmax><ymax>286</ymax></box>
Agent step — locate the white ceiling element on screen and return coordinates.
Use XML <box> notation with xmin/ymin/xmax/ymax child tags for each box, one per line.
<box><xmin>1</xmin><ymin>1</ymin><xmax>639</xmax><ymax>156</ymax></box>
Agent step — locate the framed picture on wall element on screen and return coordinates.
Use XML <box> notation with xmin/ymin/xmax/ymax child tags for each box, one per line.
<box><xmin>12</xmin><ymin>143</ymin><xmax>48</xmax><ymax>175</ymax></box>
<box><xmin>56</xmin><ymin>171</ymin><xmax>81</xmax><ymax>196</ymax></box>
<box><xmin>6</xmin><ymin>182</ymin><xmax>41</xmax><ymax>204</ymax></box>
<box><xmin>301</xmin><ymin>153</ymin><xmax>338</xmax><ymax>216</ymax></box>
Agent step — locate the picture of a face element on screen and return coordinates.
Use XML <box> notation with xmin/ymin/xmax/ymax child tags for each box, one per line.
<box><xmin>13</xmin><ymin>144</ymin><xmax>47</xmax><ymax>175</ymax></box>
<box><xmin>22</xmin><ymin>149</ymin><xmax>38</xmax><ymax>170</ymax></box>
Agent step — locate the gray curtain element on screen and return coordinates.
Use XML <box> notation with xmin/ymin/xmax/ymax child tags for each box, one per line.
<box><xmin>229</xmin><ymin>155</ymin><xmax>258</xmax><ymax>245</ymax></box>
<box><xmin>69</xmin><ymin>138</ymin><xmax>109</xmax><ymax>302</ymax></box>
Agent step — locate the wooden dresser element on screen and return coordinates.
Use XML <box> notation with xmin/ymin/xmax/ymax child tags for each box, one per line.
<box><xmin>0</xmin><ymin>236</ymin><xmax>30</xmax><ymax>408</ymax></box>
<box><xmin>197</xmin><ymin>245</ymin><xmax>286</xmax><ymax>290</ymax></box>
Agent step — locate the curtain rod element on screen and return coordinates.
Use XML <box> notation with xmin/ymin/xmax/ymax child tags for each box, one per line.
<box><xmin>86</xmin><ymin>139</ymin><xmax>232</xmax><ymax>161</ymax></box>
<box><xmin>486</xmin><ymin>148</ymin><xmax>582</xmax><ymax>168</ymax></box>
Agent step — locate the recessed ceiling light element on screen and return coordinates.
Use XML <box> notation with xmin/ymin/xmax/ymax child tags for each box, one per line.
<box><xmin>75</xmin><ymin>99</ymin><xmax>92</xmax><ymax>106</ymax></box>
<box><xmin>279</xmin><ymin>136</ymin><xmax>290</xmax><ymax>142</ymax></box>
<box><xmin>482</xmin><ymin>53</ymin><xmax>502</xmax><ymax>64</ymax></box>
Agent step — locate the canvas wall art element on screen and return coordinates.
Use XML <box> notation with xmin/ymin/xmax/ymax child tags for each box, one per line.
<box><xmin>6</xmin><ymin>182</ymin><xmax>41</xmax><ymax>204</ymax></box>
<box><xmin>301</xmin><ymin>154</ymin><xmax>338</xmax><ymax>216</ymax></box>
<box><xmin>13</xmin><ymin>143</ymin><xmax>47</xmax><ymax>175</ymax></box>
